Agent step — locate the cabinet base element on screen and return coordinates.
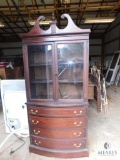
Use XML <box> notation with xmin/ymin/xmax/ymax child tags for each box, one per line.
<box><xmin>29</xmin><ymin>145</ymin><xmax>89</xmax><ymax>158</ymax></box>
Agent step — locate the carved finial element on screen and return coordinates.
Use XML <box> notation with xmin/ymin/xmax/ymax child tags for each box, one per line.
<box><xmin>50</xmin><ymin>12</ymin><xmax>57</xmax><ymax>33</ymax></box>
<box><xmin>51</xmin><ymin>12</ymin><xmax>56</xmax><ymax>22</ymax></box>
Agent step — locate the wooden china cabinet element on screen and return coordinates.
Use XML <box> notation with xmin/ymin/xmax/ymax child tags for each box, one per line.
<box><xmin>20</xmin><ymin>14</ymin><xmax>90</xmax><ymax>158</ymax></box>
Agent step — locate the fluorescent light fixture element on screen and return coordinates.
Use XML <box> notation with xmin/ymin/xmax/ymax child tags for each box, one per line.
<box><xmin>28</xmin><ymin>19</ymin><xmax>52</xmax><ymax>25</ymax></box>
<box><xmin>84</xmin><ymin>17</ymin><xmax>115</xmax><ymax>23</ymax></box>
<box><xmin>60</xmin><ymin>0</ymin><xmax>70</xmax><ymax>3</ymax></box>
<box><xmin>0</xmin><ymin>21</ymin><xmax>4</xmax><ymax>27</ymax></box>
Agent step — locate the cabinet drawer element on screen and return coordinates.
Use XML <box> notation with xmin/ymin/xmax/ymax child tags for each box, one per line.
<box><xmin>29</xmin><ymin>115</ymin><xmax>87</xmax><ymax>129</ymax></box>
<box><xmin>30</xmin><ymin>127</ymin><xmax>86</xmax><ymax>139</ymax></box>
<box><xmin>28</xmin><ymin>106</ymin><xmax>87</xmax><ymax>117</ymax></box>
<box><xmin>31</xmin><ymin>136</ymin><xmax>86</xmax><ymax>150</ymax></box>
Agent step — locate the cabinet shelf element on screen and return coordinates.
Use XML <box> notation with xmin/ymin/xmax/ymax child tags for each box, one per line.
<box><xmin>30</xmin><ymin>79</ymin><xmax>83</xmax><ymax>84</ymax></box>
<box><xmin>59</xmin><ymin>79</ymin><xmax>83</xmax><ymax>83</ymax></box>
<box><xmin>58</xmin><ymin>61</ymin><xmax>83</xmax><ymax>65</ymax></box>
<box><xmin>31</xmin><ymin>94</ymin><xmax>52</xmax><ymax>99</ymax></box>
<box><xmin>29</xmin><ymin>61</ymin><xmax>83</xmax><ymax>67</ymax></box>
<box><xmin>30</xmin><ymin>80</ymin><xmax>53</xmax><ymax>83</ymax></box>
<box><xmin>29</xmin><ymin>63</ymin><xmax>52</xmax><ymax>67</ymax></box>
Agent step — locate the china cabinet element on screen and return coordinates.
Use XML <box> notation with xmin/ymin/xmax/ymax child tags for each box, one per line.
<box><xmin>20</xmin><ymin>13</ymin><xmax>90</xmax><ymax>158</ymax></box>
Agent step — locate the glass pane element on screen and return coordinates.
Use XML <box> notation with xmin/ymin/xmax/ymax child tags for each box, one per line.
<box><xmin>28</xmin><ymin>45</ymin><xmax>53</xmax><ymax>99</ymax></box>
<box><xmin>57</xmin><ymin>43</ymin><xmax>84</xmax><ymax>99</ymax></box>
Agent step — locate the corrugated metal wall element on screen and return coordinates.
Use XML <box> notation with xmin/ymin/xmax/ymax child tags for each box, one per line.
<box><xmin>89</xmin><ymin>39</ymin><xmax>102</xmax><ymax>66</ymax></box>
<box><xmin>90</xmin><ymin>39</ymin><xmax>102</xmax><ymax>55</ymax></box>
<box><xmin>104</xmin><ymin>13</ymin><xmax>120</xmax><ymax>67</ymax></box>
<box><xmin>0</xmin><ymin>42</ymin><xmax>22</xmax><ymax>56</ymax></box>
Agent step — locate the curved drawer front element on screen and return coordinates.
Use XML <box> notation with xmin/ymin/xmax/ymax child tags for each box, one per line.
<box><xmin>29</xmin><ymin>115</ymin><xmax>87</xmax><ymax>129</ymax></box>
<box><xmin>31</xmin><ymin>136</ymin><xmax>86</xmax><ymax>150</ymax></box>
<box><xmin>30</xmin><ymin>127</ymin><xmax>86</xmax><ymax>139</ymax></box>
<box><xmin>28</xmin><ymin>106</ymin><xmax>87</xmax><ymax>117</ymax></box>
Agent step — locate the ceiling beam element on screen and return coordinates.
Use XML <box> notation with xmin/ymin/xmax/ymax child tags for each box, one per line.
<box><xmin>1</xmin><ymin>10</ymin><xmax>117</xmax><ymax>19</ymax></box>
<box><xmin>34</xmin><ymin>0</ymin><xmax>40</xmax><ymax>17</ymax></box>
<box><xmin>31</xmin><ymin>0</ymin><xmax>36</xmax><ymax>19</ymax></box>
<box><xmin>0</xmin><ymin>11</ymin><xmax>26</xmax><ymax>33</ymax></box>
<box><xmin>90</xmin><ymin>0</ymin><xmax>119</xmax><ymax>34</ymax></box>
<box><xmin>78</xmin><ymin>0</ymin><xmax>89</xmax><ymax>26</ymax></box>
<box><xmin>6</xmin><ymin>0</ymin><xmax>15</xmax><ymax>21</ymax></box>
<box><xmin>0</xmin><ymin>12</ymin><xmax>19</xmax><ymax>38</ymax></box>
<box><xmin>91</xmin><ymin>0</ymin><xmax>105</xmax><ymax>33</ymax></box>
<box><xmin>54</xmin><ymin>0</ymin><xmax>60</xmax><ymax>28</ymax></box>
<box><xmin>11</xmin><ymin>0</ymin><xmax>29</xmax><ymax>32</ymax></box>
<box><xmin>0</xmin><ymin>27</ymin><xmax>16</xmax><ymax>35</ymax></box>
<box><xmin>107</xmin><ymin>0</ymin><xmax>120</xmax><ymax>16</ymax></box>
<box><xmin>0</xmin><ymin>0</ymin><xmax>119</xmax><ymax>41</ymax></box>
<box><xmin>0</xmin><ymin>5</ymin><xmax>118</xmax><ymax>13</ymax></box>
<box><xmin>104</xmin><ymin>8</ymin><xmax>120</xmax><ymax>33</ymax></box>
<box><xmin>18</xmin><ymin>0</ymin><xmax>31</xmax><ymax>14</ymax></box>
<box><xmin>0</xmin><ymin>1</ymin><xmax>118</xmax><ymax>9</ymax></box>
<box><xmin>76</xmin><ymin>0</ymin><xmax>81</xmax><ymax>25</ymax></box>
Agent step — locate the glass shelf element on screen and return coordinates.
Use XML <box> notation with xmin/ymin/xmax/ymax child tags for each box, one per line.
<box><xmin>30</xmin><ymin>80</ymin><xmax>53</xmax><ymax>83</ymax></box>
<box><xmin>58</xmin><ymin>79</ymin><xmax>83</xmax><ymax>83</ymax></box>
<box><xmin>29</xmin><ymin>63</ymin><xmax>52</xmax><ymax>67</ymax></box>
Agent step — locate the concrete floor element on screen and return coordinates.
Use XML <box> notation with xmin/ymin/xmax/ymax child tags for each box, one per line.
<box><xmin>0</xmin><ymin>86</ymin><xmax>120</xmax><ymax>160</ymax></box>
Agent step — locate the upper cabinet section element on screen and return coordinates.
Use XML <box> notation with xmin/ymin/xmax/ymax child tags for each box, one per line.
<box><xmin>21</xmin><ymin>14</ymin><xmax>90</xmax><ymax>101</ymax></box>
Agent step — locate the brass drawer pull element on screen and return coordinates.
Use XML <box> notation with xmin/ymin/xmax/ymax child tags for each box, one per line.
<box><xmin>74</xmin><ymin>110</ymin><xmax>82</xmax><ymax>115</ymax></box>
<box><xmin>32</xmin><ymin>120</ymin><xmax>39</xmax><ymax>124</ymax></box>
<box><xmin>34</xmin><ymin>140</ymin><xmax>41</xmax><ymax>145</ymax></box>
<box><xmin>74</xmin><ymin>143</ymin><xmax>81</xmax><ymax>148</ymax></box>
<box><xmin>74</xmin><ymin>121</ymin><xmax>82</xmax><ymax>126</ymax></box>
<box><xmin>74</xmin><ymin>132</ymin><xmax>81</xmax><ymax>136</ymax></box>
<box><xmin>30</xmin><ymin>109</ymin><xmax>38</xmax><ymax>114</ymax></box>
<box><xmin>33</xmin><ymin>129</ymin><xmax>40</xmax><ymax>134</ymax></box>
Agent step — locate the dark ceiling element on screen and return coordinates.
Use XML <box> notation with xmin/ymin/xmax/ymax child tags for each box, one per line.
<box><xmin>0</xmin><ymin>0</ymin><xmax>120</xmax><ymax>42</ymax></box>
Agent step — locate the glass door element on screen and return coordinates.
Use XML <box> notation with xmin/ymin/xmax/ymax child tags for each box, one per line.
<box><xmin>56</xmin><ymin>42</ymin><xmax>84</xmax><ymax>99</ymax></box>
<box><xmin>28</xmin><ymin>44</ymin><xmax>53</xmax><ymax>99</ymax></box>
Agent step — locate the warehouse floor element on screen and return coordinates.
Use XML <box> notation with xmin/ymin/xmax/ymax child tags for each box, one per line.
<box><xmin>0</xmin><ymin>86</ymin><xmax>120</xmax><ymax>160</ymax></box>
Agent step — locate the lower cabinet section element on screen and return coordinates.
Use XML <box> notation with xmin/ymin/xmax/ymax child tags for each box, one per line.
<box><xmin>27</xmin><ymin>104</ymin><xmax>88</xmax><ymax>158</ymax></box>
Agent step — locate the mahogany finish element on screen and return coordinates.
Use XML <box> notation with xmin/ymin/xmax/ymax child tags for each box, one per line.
<box><xmin>31</xmin><ymin>135</ymin><xmax>86</xmax><ymax>150</ymax></box>
<box><xmin>29</xmin><ymin>115</ymin><xmax>87</xmax><ymax>128</ymax></box>
<box><xmin>20</xmin><ymin>13</ymin><xmax>90</xmax><ymax>158</ymax></box>
<box><xmin>28</xmin><ymin>106</ymin><xmax>87</xmax><ymax>117</ymax></box>
<box><xmin>30</xmin><ymin>127</ymin><xmax>86</xmax><ymax>139</ymax></box>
